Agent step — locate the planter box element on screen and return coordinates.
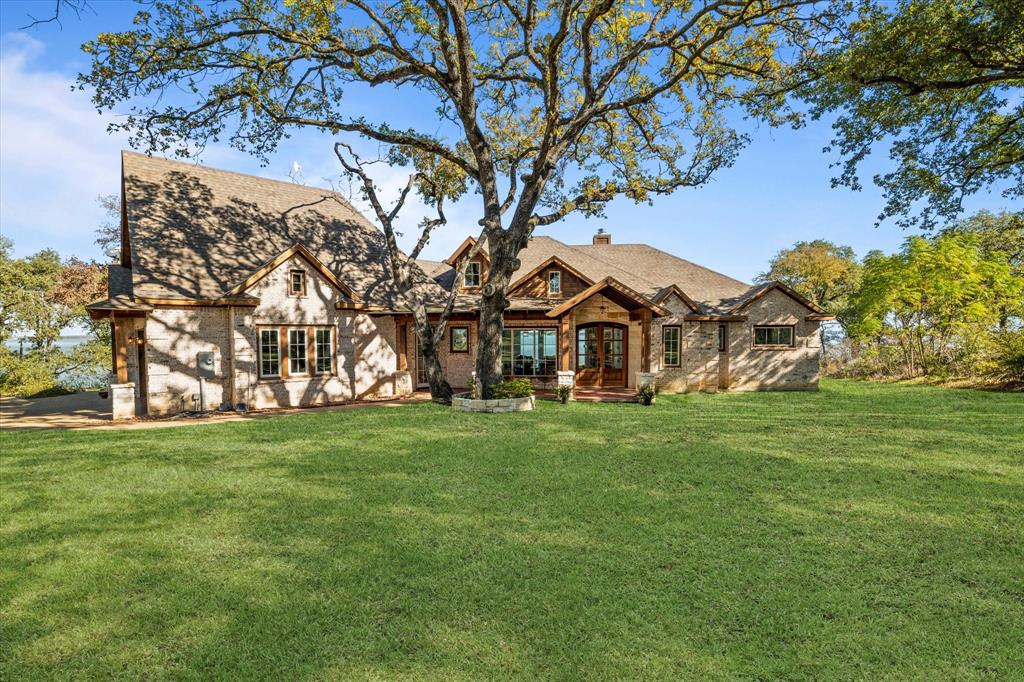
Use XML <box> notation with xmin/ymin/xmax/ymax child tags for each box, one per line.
<box><xmin>451</xmin><ymin>392</ymin><xmax>534</xmax><ymax>413</ymax></box>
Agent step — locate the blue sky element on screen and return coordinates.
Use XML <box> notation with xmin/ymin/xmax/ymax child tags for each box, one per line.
<box><xmin>1</xmin><ymin>0</ymin><xmax>1018</xmax><ymax>283</ymax></box>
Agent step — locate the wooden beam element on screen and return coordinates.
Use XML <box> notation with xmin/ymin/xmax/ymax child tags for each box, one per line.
<box><xmin>641</xmin><ymin>309</ymin><xmax>651</xmax><ymax>373</ymax></box>
<box><xmin>559</xmin><ymin>315</ymin><xmax>572</xmax><ymax>372</ymax></box>
<box><xmin>113</xmin><ymin>314</ymin><xmax>129</xmax><ymax>384</ymax></box>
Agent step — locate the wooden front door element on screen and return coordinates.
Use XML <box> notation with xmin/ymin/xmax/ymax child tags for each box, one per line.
<box><xmin>576</xmin><ymin>323</ymin><xmax>627</xmax><ymax>387</ymax></box>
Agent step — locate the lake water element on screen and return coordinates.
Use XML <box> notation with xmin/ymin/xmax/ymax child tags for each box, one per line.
<box><xmin>5</xmin><ymin>335</ymin><xmax>109</xmax><ymax>389</ymax></box>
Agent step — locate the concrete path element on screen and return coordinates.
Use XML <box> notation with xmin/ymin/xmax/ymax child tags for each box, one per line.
<box><xmin>1</xmin><ymin>392</ymin><xmax>431</xmax><ymax>431</ymax></box>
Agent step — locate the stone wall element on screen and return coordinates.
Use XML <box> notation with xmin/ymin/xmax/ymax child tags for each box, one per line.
<box><xmin>651</xmin><ymin>294</ymin><xmax>719</xmax><ymax>393</ymax></box>
<box><xmin>143</xmin><ymin>255</ymin><xmax>404</xmax><ymax>415</ymax></box>
<box><xmin>727</xmin><ymin>288</ymin><xmax>822</xmax><ymax>390</ymax></box>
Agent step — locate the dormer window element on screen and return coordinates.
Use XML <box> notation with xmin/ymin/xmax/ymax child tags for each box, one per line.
<box><xmin>548</xmin><ymin>270</ymin><xmax>562</xmax><ymax>295</ymax></box>
<box><xmin>289</xmin><ymin>269</ymin><xmax>306</xmax><ymax>297</ymax></box>
<box><xmin>464</xmin><ymin>261</ymin><xmax>481</xmax><ymax>288</ymax></box>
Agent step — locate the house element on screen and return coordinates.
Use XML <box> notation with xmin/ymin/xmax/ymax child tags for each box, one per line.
<box><xmin>88</xmin><ymin>152</ymin><xmax>833</xmax><ymax>417</ymax></box>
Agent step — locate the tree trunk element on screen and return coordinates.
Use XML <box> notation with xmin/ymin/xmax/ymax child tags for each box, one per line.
<box><xmin>475</xmin><ymin>286</ymin><xmax>506</xmax><ymax>398</ymax></box>
<box><xmin>420</xmin><ymin>340</ymin><xmax>453</xmax><ymax>404</ymax></box>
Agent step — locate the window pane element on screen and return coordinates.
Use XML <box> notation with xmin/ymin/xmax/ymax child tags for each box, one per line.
<box><xmin>289</xmin><ymin>329</ymin><xmax>307</xmax><ymax>374</ymax></box>
<box><xmin>779</xmin><ymin>327</ymin><xmax>793</xmax><ymax>345</ymax></box>
<box><xmin>548</xmin><ymin>271</ymin><xmax>561</xmax><ymax>294</ymax></box>
<box><xmin>260</xmin><ymin>330</ymin><xmax>279</xmax><ymax>376</ymax></box>
<box><xmin>465</xmin><ymin>262</ymin><xmax>481</xmax><ymax>287</ymax></box>
<box><xmin>663</xmin><ymin>326</ymin><xmax>679</xmax><ymax>366</ymax></box>
<box><xmin>315</xmin><ymin>329</ymin><xmax>332</xmax><ymax>372</ymax></box>
<box><xmin>451</xmin><ymin>327</ymin><xmax>469</xmax><ymax>352</ymax></box>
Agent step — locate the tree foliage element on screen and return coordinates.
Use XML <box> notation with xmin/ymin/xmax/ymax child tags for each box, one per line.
<box><xmin>846</xmin><ymin>231</ymin><xmax>1022</xmax><ymax>377</ymax></box>
<box><xmin>80</xmin><ymin>0</ymin><xmax>837</xmax><ymax>395</ymax></box>
<box><xmin>797</xmin><ymin>0</ymin><xmax>1024</xmax><ymax>229</ymax></box>
<box><xmin>756</xmin><ymin>239</ymin><xmax>861</xmax><ymax>332</ymax></box>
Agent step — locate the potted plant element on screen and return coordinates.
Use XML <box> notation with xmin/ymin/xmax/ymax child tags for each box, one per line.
<box><xmin>553</xmin><ymin>384</ymin><xmax>572</xmax><ymax>404</ymax></box>
<box><xmin>636</xmin><ymin>383</ymin><xmax>656</xmax><ymax>406</ymax></box>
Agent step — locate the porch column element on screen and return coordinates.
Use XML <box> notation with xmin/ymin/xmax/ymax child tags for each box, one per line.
<box><xmin>112</xmin><ymin>312</ymin><xmax>130</xmax><ymax>384</ymax></box>
<box><xmin>559</xmin><ymin>314</ymin><xmax>572</xmax><ymax>372</ymax></box>
<box><xmin>640</xmin><ymin>309</ymin><xmax>652</xmax><ymax>372</ymax></box>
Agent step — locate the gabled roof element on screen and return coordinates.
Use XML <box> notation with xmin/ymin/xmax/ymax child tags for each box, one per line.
<box><xmin>727</xmin><ymin>281</ymin><xmax>831</xmax><ymax>316</ymax></box>
<box><xmin>652</xmin><ymin>284</ymin><xmax>702</xmax><ymax>313</ymax></box>
<box><xmin>546</xmin><ymin>277</ymin><xmax>670</xmax><ymax>318</ymax></box>
<box><xmin>119</xmin><ymin>151</ymin><xmax>448</xmax><ymax>308</ymax></box>
<box><xmin>444</xmin><ymin>236</ymin><xmax>488</xmax><ymax>266</ymax></box>
<box><xmin>223</xmin><ymin>243</ymin><xmax>359</xmax><ymax>301</ymax></box>
<box><xmin>508</xmin><ymin>255</ymin><xmax>595</xmax><ymax>294</ymax></box>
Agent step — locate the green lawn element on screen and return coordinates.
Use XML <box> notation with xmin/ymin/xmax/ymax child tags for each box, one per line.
<box><xmin>2</xmin><ymin>380</ymin><xmax>1022</xmax><ymax>680</ymax></box>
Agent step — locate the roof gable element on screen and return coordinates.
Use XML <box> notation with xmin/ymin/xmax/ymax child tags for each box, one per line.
<box><xmin>546</xmin><ymin>277</ymin><xmax>669</xmax><ymax>318</ymax></box>
<box><xmin>729</xmin><ymin>281</ymin><xmax>828</xmax><ymax>315</ymax></box>
<box><xmin>225</xmin><ymin>243</ymin><xmax>359</xmax><ymax>301</ymax></box>
<box><xmin>508</xmin><ymin>255</ymin><xmax>595</xmax><ymax>295</ymax></box>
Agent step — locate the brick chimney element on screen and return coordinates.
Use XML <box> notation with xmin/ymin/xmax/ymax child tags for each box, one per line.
<box><xmin>592</xmin><ymin>228</ymin><xmax>611</xmax><ymax>245</ymax></box>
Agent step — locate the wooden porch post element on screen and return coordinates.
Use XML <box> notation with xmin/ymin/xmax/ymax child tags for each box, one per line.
<box><xmin>112</xmin><ymin>313</ymin><xmax>129</xmax><ymax>383</ymax></box>
<box><xmin>640</xmin><ymin>309</ymin><xmax>652</xmax><ymax>373</ymax></box>
<box><xmin>559</xmin><ymin>314</ymin><xmax>572</xmax><ymax>372</ymax></box>
<box><xmin>397</xmin><ymin>317</ymin><xmax>409</xmax><ymax>371</ymax></box>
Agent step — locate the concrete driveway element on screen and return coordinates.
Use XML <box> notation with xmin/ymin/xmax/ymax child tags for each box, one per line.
<box><xmin>1</xmin><ymin>392</ymin><xmax>112</xmax><ymax>430</ymax></box>
<box><xmin>1</xmin><ymin>391</ymin><xmax>430</xmax><ymax>431</ymax></box>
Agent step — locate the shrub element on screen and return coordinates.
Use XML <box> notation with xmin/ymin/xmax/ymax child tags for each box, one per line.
<box><xmin>491</xmin><ymin>378</ymin><xmax>533</xmax><ymax>399</ymax></box>
<box><xmin>988</xmin><ymin>330</ymin><xmax>1024</xmax><ymax>382</ymax></box>
<box><xmin>553</xmin><ymin>384</ymin><xmax>572</xmax><ymax>403</ymax></box>
<box><xmin>636</xmin><ymin>383</ymin><xmax>656</xmax><ymax>406</ymax></box>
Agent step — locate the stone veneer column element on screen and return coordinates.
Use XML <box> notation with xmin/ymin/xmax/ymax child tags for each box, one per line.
<box><xmin>556</xmin><ymin>370</ymin><xmax>575</xmax><ymax>400</ymax></box>
<box><xmin>110</xmin><ymin>382</ymin><xmax>136</xmax><ymax>420</ymax></box>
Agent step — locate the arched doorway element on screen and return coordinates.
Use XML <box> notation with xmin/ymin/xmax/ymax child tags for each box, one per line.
<box><xmin>576</xmin><ymin>322</ymin><xmax>627</xmax><ymax>387</ymax></box>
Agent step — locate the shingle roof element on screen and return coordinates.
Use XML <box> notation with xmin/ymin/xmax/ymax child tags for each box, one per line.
<box><xmin>120</xmin><ymin>151</ymin><xmax>446</xmax><ymax>307</ymax></box>
<box><xmin>428</xmin><ymin>235</ymin><xmax>757</xmax><ymax>314</ymax></box>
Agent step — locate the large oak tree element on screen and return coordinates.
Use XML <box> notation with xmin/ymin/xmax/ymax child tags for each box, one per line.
<box><xmin>81</xmin><ymin>0</ymin><xmax>835</xmax><ymax>397</ymax></box>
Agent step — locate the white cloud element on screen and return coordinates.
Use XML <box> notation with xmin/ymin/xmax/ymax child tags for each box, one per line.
<box><xmin>0</xmin><ymin>32</ymin><xmax>126</xmax><ymax>258</ymax></box>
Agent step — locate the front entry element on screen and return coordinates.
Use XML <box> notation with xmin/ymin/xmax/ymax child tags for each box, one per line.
<box><xmin>576</xmin><ymin>322</ymin><xmax>627</xmax><ymax>387</ymax></box>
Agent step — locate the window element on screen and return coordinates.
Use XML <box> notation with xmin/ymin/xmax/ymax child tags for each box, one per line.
<box><xmin>315</xmin><ymin>328</ymin><xmax>333</xmax><ymax>373</ymax></box>
<box><xmin>662</xmin><ymin>326</ymin><xmax>680</xmax><ymax>367</ymax></box>
<box><xmin>450</xmin><ymin>326</ymin><xmax>469</xmax><ymax>353</ymax></box>
<box><xmin>289</xmin><ymin>269</ymin><xmax>306</xmax><ymax>297</ymax></box>
<box><xmin>718</xmin><ymin>324</ymin><xmax>726</xmax><ymax>352</ymax></box>
<box><xmin>259</xmin><ymin>329</ymin><xmax>280</xmax><ymax>377</ymax></box>
<box><xmin>288</xmin><ymin>328</ymin><xmax>308</xmax><ymax>373</ymax></box>
<box><xmin>464</xmin><ymin>261</ymin><xmax>481</xmax><ymax>287</ymax></box>
<box><xmin>501</xmin><ymin>328</ymin><xmax>557</xmax><ymax>377</ymax></box>
<box><xmin>753</xmin><ymin>325</ymin><xmax>794</xmax><ymax>347</ymax></box>
<box><xmin>548</xmin><ymin>270</ymin><xmax>562</xmax><ymax>295</ymax></box>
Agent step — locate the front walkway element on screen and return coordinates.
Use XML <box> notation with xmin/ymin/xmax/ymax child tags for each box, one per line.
<box><xmin>1</xmin><ymin>392</ymin><xmax>430</xmax><ymax>431</ymax></box>
<box><xmin>536</xmin><ymin>387</ymin><xmax>637</xmax><ymax>402</ymax></box>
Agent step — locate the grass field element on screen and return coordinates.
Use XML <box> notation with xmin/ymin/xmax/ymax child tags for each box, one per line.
<box><xmin>1</xmin><ymin>380</ymin><xmax>1022</xmax><ymax>680</ymax></box>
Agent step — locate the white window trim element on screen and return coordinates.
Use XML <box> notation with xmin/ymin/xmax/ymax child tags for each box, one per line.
<box><xmin>259</xmin><ymin>329</ymin><xmax>280</xmax><ymax>378</ymax></box>
<box><xmin>548</xmin><ymin>270</ymin><xmax>562</xmax><ymax>295</ymax></box>
<box><xmin>464</xmin><ymin>261</ymin><xmax>481</xmax><ymax>287</ymax></box>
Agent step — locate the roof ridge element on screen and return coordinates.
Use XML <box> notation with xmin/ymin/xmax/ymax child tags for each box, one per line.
<box><xmin>121</xmin><ymin>149</ymin><xmax>356</xmax><ymax>203</ymax></box>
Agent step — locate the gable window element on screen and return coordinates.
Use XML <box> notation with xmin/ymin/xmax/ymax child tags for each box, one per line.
<box><xmin>548</xmin><ymin>270</ymin><xmax>562</xmax><ymax>295</ymax></box>
<box><xmin>289</xmin><ymin>269</ymin><xmax>306</xmax><ymax>297</ymax></box>
<box><xmin>753</xmin><ymin>325</ymin><xmax>794</xmax><ymax>348</ymax></box>
<box><xmin>464</xmin><ymin>261</ymin><xmax>481</xmax><ymax>287</ymax></box>
<box><xmin>718</xmin><ymin>324</ymin><xmax>727</xmax><ymax>352</ymax></box>
<box><xmin>450</xmin><ymin>326</ymin><xmax>469</xmax><ymax>353</ymax></box>
<box><xmin>288</xmin><ymin>328</ymin><xmax>308</xmax><ymax>373</ymax></box>
<box><xmin>662</xmin><ymin>326</ymin><xmax>680</xmax><ymax>367</ymax></box>
<box><xmin>315</xmin><ymin>328</ymin><xmax>333</xmax><ymax>373</ymax></box>
<box><xmin>259</xmin><ymin>329</ymin><xmax>280</xmax><ymax>377</ymax></box>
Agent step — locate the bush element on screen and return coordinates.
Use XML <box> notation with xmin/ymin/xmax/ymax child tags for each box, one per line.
<box><xmin>491</xmin><ymin>378</ymin><xmax>533</xmax><ymax>398</ymax></box>
<box><xmin>553</xmin><ymin>384</ymin><xmax>572</xmax><ymax>403</ymax></box>
<box><xmin>988</xmin><ymin>330</ymin><xmax>1024</xmax><ymax>382</ymax></box>
<box><xmin>636</xmin><ymin>383</ymin><xmax>656</xmax><ymax>406</ymax></box>
<box><xmin>0</xmin><ymin>350</ymin><xmax>58</xmax><ymax>397</ymax></box>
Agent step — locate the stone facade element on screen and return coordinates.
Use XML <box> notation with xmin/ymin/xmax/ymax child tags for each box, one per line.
<box><xmin>142</xmin><ymin>255</ymin><xmax>407</xmax><ymax>415</ymax></box>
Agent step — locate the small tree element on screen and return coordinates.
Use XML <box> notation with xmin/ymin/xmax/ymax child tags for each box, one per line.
<box><xmin>81</xmin><ymin>0</ymin><xmax>837</xmax><ymax>397</ymax></box>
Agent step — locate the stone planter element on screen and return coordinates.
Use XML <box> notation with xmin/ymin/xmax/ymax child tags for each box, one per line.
<box><xmin>451</xmin><ymin>392</ymin><xmax>535</xmax><ymax>413</ymax></box>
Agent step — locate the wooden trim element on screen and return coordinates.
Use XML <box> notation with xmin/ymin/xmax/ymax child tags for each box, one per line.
<box><xmin>806</xmin><ymin>313</ymin><xmax>836</xmax><ymax>321</ymax></box>
<box><xmin>397</xmin><ymin>323</ymin><xmax>409</xmax><ymax>371</ymax></box>
<box><xmin>138</xmin><ymin>297</ymin><xmax>259</xmax><ymax>308</ymax></box>
<box><xmin>223</xmin><ymin>243</ymin><xmax>360</xmax><ymax>301</ymax></box>
<box><xmin>449</xmin><ymin>325</ymin><xmax>470</xmax><ymax>353</ymax></box>
<box><xmin>335</xmin><ymin>302</ymin><xmax>388</xmax><ymax>312</ymax></box>
<box><xmin>508</xmin><ymin>255</ymin><xmax>594</xmax><ymax>295</ymax></box>
<box><xmin>684</xmin><ymin>314</ymin><xmax>747</xmax><ymax>322</ymax></box>
<box><xmin>652</xmin><ymin>284</ymin><xmax>702</xmax><ymax>313</ymax></box>
<box><xmin>113</xmin><ymin>313</ymin><xmax>129</xmax><ymax>383</ymax></box>
<box><xmin>661</xmin><ymin>324</ymin><xmax>681</xmax><ymax>367</ymax></box>
<box><xmin>730</xmin><ymin>282</ymin><xmax>827</xmax><ymax>315</ymax></box>
<box><xmin>640</xmin><ymin>309</ymin><xmax>651</xmax><ymax>373</ymax></box>
<box><xmin>444</xmin><ymin>236</ymin><xmax>489</xmax><ymax>266</ymax></box>
<box><xmin>546</xmin><ymin>277</ymin><xmax>669</xmax><ymax>318</ymax></box>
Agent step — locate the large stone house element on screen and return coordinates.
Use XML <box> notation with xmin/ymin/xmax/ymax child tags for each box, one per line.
<box><xmin>88</xmin><ymin>152</ymin><xmax>833</xmax><ymax>417</ymax></box>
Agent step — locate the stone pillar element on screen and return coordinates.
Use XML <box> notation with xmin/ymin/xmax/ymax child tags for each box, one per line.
<box><xmin>635</xmin><ymin>372</ymin><xmax>656</xmax><ymax>388</ymax></box>
<box><xmin>110</xmin><ymin>382</ymin><xmax>136</xmax><ymax>420</ymax></box>
<box><xmin>394</xmin><ymin>370</ymin><xmax>413</xmax><ymax>397</ymax></box>
<box><xmin>556</xmin><ymin>370</ymin><xmax>575</xmax><ymax>401</ymax></box>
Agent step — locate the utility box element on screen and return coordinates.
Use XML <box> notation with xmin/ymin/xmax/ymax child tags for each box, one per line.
<box><xmin>197</xmin><ymin>351</ymin><xmax>216</xmax><ymax>378</ymax></box>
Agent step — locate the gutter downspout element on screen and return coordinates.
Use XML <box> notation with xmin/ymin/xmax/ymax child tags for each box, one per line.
<box><xmin>226</xmin><ymin>305</ymin><xmax>236</xmax><ymax>408</ymax></box>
